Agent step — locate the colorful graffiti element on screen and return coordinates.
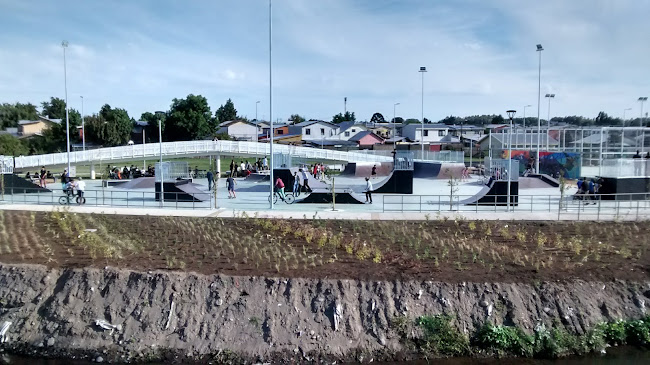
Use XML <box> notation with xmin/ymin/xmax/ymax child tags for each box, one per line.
<box><xmin>503</xmin><ymin>150</ymin><xmax>581</xmax><ymax>179</ymax></box>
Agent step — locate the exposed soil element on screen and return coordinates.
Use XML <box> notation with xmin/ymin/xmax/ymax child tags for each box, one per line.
<box><xmin>0</xmin><ymin>210</ymin><xmax>648</xmax><ymax>283</ymax></box>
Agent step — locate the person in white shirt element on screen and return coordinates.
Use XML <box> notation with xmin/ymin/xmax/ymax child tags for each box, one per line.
<box><xmin>364</xmin><ymin>177</ymin><xmax>373</xmax><ymax>204</ymax></box>
<box><xmin>74</xmin><ymin>178</ymin><xmax>86</xmax><ymax>199</ymax></box>
<box><xmin>263</xmin><ymin>156</ymin><xmax>268</xmax><ymax>170</ymax></box>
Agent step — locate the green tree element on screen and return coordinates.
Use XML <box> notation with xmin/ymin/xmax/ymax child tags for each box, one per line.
<box><xmin>370</xmin><ymin>113</ymin><xmax>385</xmax><ymax>124</ymax></box>
<box><xmin>404</xmin><ymin>118</ymin><xmax>421</xmax><ymax>124</ymax></box>
<box><xmin>166</xmin><ymin>94</ymin><xmax>212</xmax><ymax>140</ymax></box>
<box><xmin>215</xmin><ymin>98</ymin><xmax>237</xmax><ymax>124</ymax></box>
<box><xmin>41</xmin><ymin>97</ymin><xmax>67</xmax><ymax>119</ymax></box>
<box><xmin>0</xmin><ymin>134</ymin><xmax>29</xmax><ymax>156</ymax></box>
<box><xmin>86</xmin><ymin>105</ymin><xmax>133</xmax><ymax>146</ymax></box>
<box><xmin>390</xmin><ymin>117</ymin><xmax>405</xmax><ymax>124</ymax></box>
<box><xmin>332</xmin><ymin>111</ymin><xmax>355</xmax><ymax>124</ymax></box>
<box><xmin>491</xmin><ymin>115</ymin><xmax>505</xmax><ymax>124</ymax></box>
<box><xmin>0</xmin><ymin>102</ymin><xmax>39</xmax><ymax>129</ymax></box>
<box><xmin>289</xmin><ymin>114</ymin><xmax>305</xmax><ymax>124</ymax></box>
<box><xmin>140</xmin><ymin>111</ymin><xmax>163</xmax><ymax>142</ymax></box>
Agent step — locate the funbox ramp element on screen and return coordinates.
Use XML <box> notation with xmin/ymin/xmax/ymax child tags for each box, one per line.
<box><xmin>296</xmin><ymin>189</ymin><xmax>366</xmax><ymax>204</ymax></box>
<box><xmin>340</xmin><ymin>162</ymin><xmax>393</xmax><ymax>177</ymax></box>
<box><xmin>155</xmin><ymin>180</ymin><xmax>210</xmax><ymax>202</ymax></box>
<box><xmin>413</xmin><ymin>162</ymin><xmax>465</xmax><ymax>179</ymax></box>
<box><xmin>2</xmin><ymin>174</ymin><xmax>51</xmax><ymax>194</ymax></box>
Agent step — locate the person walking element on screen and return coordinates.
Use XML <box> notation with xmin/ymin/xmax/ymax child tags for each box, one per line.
<box><xmin>206</xmin><ymin>170</ymin><xmax>214</xmax><ymax>191</ymax></box>
<box><xmin>300</xmin><ymin>168</ymin><xmax>311</xmax><ymax>193</ymax></box>
<box><xmin>39</xmin><ymin>166</ymin><xmax>47</xmax><ymax>188</ymax></box>
<box><xmin>226</xmin><ymin>175</ymin><xmax>236</xmax><ymax>199</ymax></box>
<box><xmin>587</xmin><ymin>178</ymin><xmax>596</xmax><ymax>204</ymax></box>
<box><xmin>292</xmin><ymin>171</ymin><xmax>301</xmax><ymax>197</ymax></box>
<box><xmin>274</xmin><ymin>176</ymin><xmax>286</xmax><ymax>201</ymax></box>
<box><xmin>74</xmin><ymin>177</ymin><xmax>86</xmax><ymax>202</ymax></box>
<box><xmin>229</xmin><ymin>160</ymin><xmax>236</xmax><ymax>177</ymax></box>
<box><xmin>371</xmin><ymin>165</ymin><xmax>377</xmax><ymax>179</ymax></box>
<box><xmin>364</xmin><ymin>177</ymin><xmax>373</xmax><ymax>204</ymax></box>
<box><xmin>263</xmin><ymin>156</ymin><xmax>268</xmax><ymax>170</ymax></box>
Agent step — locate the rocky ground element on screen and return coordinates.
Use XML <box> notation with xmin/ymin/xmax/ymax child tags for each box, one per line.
<box><xmin>0</xmin><ymin>263</ymin><xmax>648</xmax><ymax>363</ymax></box>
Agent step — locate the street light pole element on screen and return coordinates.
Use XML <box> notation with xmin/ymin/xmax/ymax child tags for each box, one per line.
<box><xmin>623</xmin><ymin>107</ymin><xmax>632</xmax><ymax>123</ymax></box>
<box><xmin>639</xmin><ymin>97</ymin><xmax>648</xmax><ymax>153</ymax></box>
<box><xmin>269</xmin><ymin>0</ymin><xmax>274</xmax><ymax>210</ymax></box>
<box><xmin>419</xmin><ymin>66</ymin><xmax>427</xmax><ymax>159</ymax></box>
<box><xmin>393</xmin><ymin>102</ymin><xmax>400</xmax><ymax>139</ymax></box>
<box><xmin>256</xmin><ymin>100</ymin><xmax>260</xmax><ymax>121</ymax></box>
<box><xmin>506</xmin><ymin>110</ymin><xmax>517</xmax><ymax>212</ymax></box>
<box><xmin>62</xmin><ymin>41</ymin><xmax>71</xmax><ymax>174</ymax></box>
<box><xmin>545</xmin><ymin>93</ymin><xmax>555</xmax><ymax>152</ymax></box>
<box><xmin>80</xmin><ymin>95</ymin><xmax>85</xmax><ymax>151</ymax></box>
<box><xmin>536</xmin><ymin>44</ymin><xmax>543</xmax><ymax>173</ymax></box>
<box><xmin>155</xmin><ymin>111</ymin><xmax>165</xmax><ymax>207</ymax></box>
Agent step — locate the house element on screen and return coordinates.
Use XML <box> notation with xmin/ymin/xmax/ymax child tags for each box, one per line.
<box><xmin>348</xmin><ymin>131</ymin><xmax>384</xmax><ymax>148</ymax></box>
<box><xmin>485</xmin><ymin>124</ymin><xmax>510</xmax><ymax>133</ymax></box>
<box><xmin>335</xmin><ymin>122</ymin><xmax>367</xmax><ymax>141</ymax></box>
<box><xmin>448</xmin><ymin>124</ymin><xmax>484</xmax><ymax>138</ymax></box>
<box><xmin>217</xmin><ymin>120</ymin><xmax>259</xmax><ymax>141</ymax></box>
<box><xmin>128</xmin><ymin>120</ymin><xmax>149</xmax><ymax>143</ymax></box>
<box><xmin>288</xmin><ymin>120</ymin><xmax>338</xmax><ymax>142</ymax></box>
<box><xmin>253</xmin><ymin>120</ymin><xmax>271</xmax><ymax>136</ymax></box>
<box><xmin>16</xmin><ymin>116</ymin><xmax>61</xmax><ymax>136</ymax></box>
<box><xmin>401</xmin><ymin>124</ymin><xmax>451</xmax><ymax>143</ymax></box>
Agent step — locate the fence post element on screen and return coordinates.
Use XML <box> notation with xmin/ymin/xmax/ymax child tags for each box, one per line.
<box><xmin>597</xmin><ymin>199</ymin><xmax>601</xmax><ymax>221</ymax></box>
<box><xmin>636</xmin><ymin>200</ymin><xmax>640</xmax><ymax>221</ymax></box>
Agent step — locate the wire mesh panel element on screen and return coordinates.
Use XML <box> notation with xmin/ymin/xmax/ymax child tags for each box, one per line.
<box><xmin>0</xmin><ymin>156</ymin><xmax>13</xmax><ymax>174</ymax></box>
<box><xmin>485</xmin><ymin>158</ymin><xmax>519</xmax><ymax>181</ymax></box>
<box><xmin>394</xmin><ymin>151</ymin><xmax>414</xmax><ymax>171</ymax></box>
<box><xmin>155</xmin><ymin>161</ymin><xmax>189</xmax><ymax>182</ymax></box>
<box><xmin>272</xmin><ymin>153</ymin><xmax>292</xmax><ymax>168</ymax></box>
<box><xmin>601</xmin><ymin>158</ymin><xmax>650</xmax><ymax>177</ymax></box>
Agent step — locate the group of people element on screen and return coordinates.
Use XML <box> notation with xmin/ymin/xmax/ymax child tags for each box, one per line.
<box><xmin>575</xmin><ymin>177</ymin><xmax>602</xmax><ymax>204</ymax></box>
<box><xmin>108</xmin><ymin>165</ymin><xmax>145</xmax><ymax>180</ymax></box>
<box><xmin>311</xmin><ymin>163</ymin><xmax>327</xmax><ymax>180</ymax></box>
<box><xmin>59</xmin><ymin>169</ymin><xmax>86</xmax><ymax>201</ymax></box>
<box><xmin>25</xmin><ymin>166</ymin><xmax>55</xmax><ymax>187</ymax></box>
<box><xmin>632</xmin><ymin>150</ymin><xmax>650</xmax><ymax>176</ymax></box>
<box><xmin>229</xmin><ymin>157</ymin><xmax>268</xmax><ymax>178</ymax></box>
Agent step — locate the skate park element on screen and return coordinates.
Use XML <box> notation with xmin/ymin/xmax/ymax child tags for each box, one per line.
<box><xmin>2</xmin><ymin>131</ymin><xmax>650</xmax><ymax>219</ymax></box>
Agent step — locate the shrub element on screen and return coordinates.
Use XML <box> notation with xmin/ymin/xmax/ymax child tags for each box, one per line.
<box><xmin>473</xmin><ymin>323</ymin><xmax>534</xmax><ymax>357</ymax></box>
<box><xmin>416</xmin><ymin>315</ymin><xmax>469</xmax><ymax>356</ymax></box>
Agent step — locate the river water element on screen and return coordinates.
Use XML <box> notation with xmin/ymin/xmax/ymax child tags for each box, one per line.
<box><xmin>1</xmin><ymin>347</ymin><xmax>648</xmax><ymax>364</ymax></box>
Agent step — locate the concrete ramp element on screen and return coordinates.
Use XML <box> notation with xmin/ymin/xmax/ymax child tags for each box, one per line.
<box><xmin>372</xmin><ymin>170</ymin><xmax>413</xmax><ymax>194</ymax></box>
<box><xmin>118</xmin><ymin>177</ymin><xmax>156</xmax><ymax>190</ymax></box>
<box><xmin>297</xmin><ymin>189</ymin><xmax>366</xmax><ymax>204</ymax></box>
<box><xmin>413</xmin><ymin>162</ymin><xmax>464</xmax><ymax>179</ymax></box>
<box><xmin>246</xmin><ymin>173</ymin><xmax>269</xmax><ymax>182</ymax></box>
<box><xmin>519</xmin><ymin>177</ymin><xmax>555</xmax><ymax>189</ymax></box>
<box><xmin>155</xmin><ymin>180</ymin><xmax>210</xmax><ymax>202</ymax></box>
<box><xmin>2</xmin><ymin>174</ymin><xmax>51</xmax><ymax>194</ymax></box>
<box><xmin>341</xmin><ymin>162</ymin><xmax>392</xmax><ymax>177</ymax></box>
<box><xmin>461</xmin><ymin>181</ymin><xmax>519</xmax><ymax>206</ymax></box>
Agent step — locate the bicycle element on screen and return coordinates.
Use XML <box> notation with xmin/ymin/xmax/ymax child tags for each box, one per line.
<box><xmin>58</xmin><ymin>191</ymin><xmax>86</xmax><ymax>205</ymax></box>
<box><xmin>268</xmin><ymin>190</ymin><xmax>295</xmax><ymax>204</ymax></box>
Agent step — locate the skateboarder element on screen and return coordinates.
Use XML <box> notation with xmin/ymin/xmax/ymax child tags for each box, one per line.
<box><xmin>371</xmin><ymin>165</ymin><xmax>377</xmax><ymax>178</ymax></box>
<box><xmin>364</xmin><ymin>177</ymin><xmax>373</xmax><ymax>204</ymax></box>
<box><xmin>207</xmin><ymin>170</ymin><xmax>214</xmax><ymax>191</ymax></box>
<box><xmin>226</xmin><ymin>175</ymin><xmax>236</xmax><ymax>199</ymax></box>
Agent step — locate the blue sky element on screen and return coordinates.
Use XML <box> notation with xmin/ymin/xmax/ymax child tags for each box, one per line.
<box><xmin>0</xmin><ymin>0</ymin><xmax>648</xmax><ymax>123</ymax></box>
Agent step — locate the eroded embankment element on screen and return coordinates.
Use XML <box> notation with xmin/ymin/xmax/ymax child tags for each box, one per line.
<box><xmin>0</xmin><ymin>264</ymin><xmax>648</xmax><ymax>363</ymax></box>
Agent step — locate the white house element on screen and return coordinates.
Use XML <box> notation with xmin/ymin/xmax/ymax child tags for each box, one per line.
<box><xmin>401</xmin><ymin>124</ymin><xmax>451</xmax><ymax>143</ymax></box>
<box><xmin>334</xmin><ymin>121</ymin><xmax>368</xmax><ymax>141</ymax></box>
<box><xmin>217</xmin><ymin>120</ymin><xmax>259</xmax><ymax>141</ymax></box>
<box><xmin>288</xmin><ymin>120</ymin><xmax>339</xmax><ymax>142</ymax></box>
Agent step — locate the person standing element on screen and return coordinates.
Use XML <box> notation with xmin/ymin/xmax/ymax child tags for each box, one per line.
<box><xmin>364</xmin><ymin>177</ymin><xmax>373</xmax><ymax>204</ymax></box>
<box><xmin>263</xmin><ymin>156</ymin><xmax>268</xmax><ymax>171</ymax></box>
<box><xmin>74</xmin><ymin>177</ymin><xmax>86</xmax><ymax>202</ymax></box>
<box><xmin>39</xmin><ymin>166</ymin><xmax>47</xmax><ymax>188</ymax></box>
<box><xmin>371</xmin><ymin>165</ymin><xmax>377</xmax><ymax>179</ymax></box>
<box><xmin>300</xmin><ymin>168</ymin><xmax>311</xmax><ymax>193</ymax></box>
<box><xmin>633</xmin><ymin>150</ymin><xmax>642</xmax><ymax>176</ymax></box>
<box><xmin>206</xmin><ymin>170</ymin><xmax>214</xmax><ymax>191</ymax></box>
<box><xmin>226</xmin><ymin>175</ymin><xmax>236</xmax><ymax>199</ymax></box>
<box><xmin>292</xmin><ymin>171</ymin><xmax>301</xmax><ymax>197</ymax></box>
<box><xmin>229</xmin><ymin>160</ymin><xmax>236</xmax><ymax>177</ymax></box>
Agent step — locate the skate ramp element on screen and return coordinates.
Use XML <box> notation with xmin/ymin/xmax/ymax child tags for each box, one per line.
<box><xmin>519</xmin><ymin>177</ymin><xmax>555</xmax><ymax>189</ymax></box>
<box><xmin>297</xmin><ymin>189</ymin><xmax>366</xmax><ymax>204</ymax></box>
<box><xmin>341</xmin><ymin>162</ymin><xmax>392</xmax><ymax>178</ymax></box>
<box><xmin>527</xmin><ymin>174</ymin><xmax>560</xmax><ymax>188</ymax></box>
<box><xmin>372</xmin><ymin>170</ymin><xmax>413</xmax><ymax>194</ymax></box>
<box><xmin>2</xmin><ymin>174</ymin><xmax>51</xmax><ymax>194</ymax></box>
<box><xmin>155</xmin><ymin>180</ymin><xmax>210</xmax><ymax>202</ymax></box>
<box><xmin>246</xmin><ymin>173</ymin><xmax>269</xmax><ymax>182</ymax></box>
<box><xmin>437</xmin><ymin>163</ymin><xmax>465</xmax><ymax>179</ymax></box>
<box><xmin>460</xmin><ymin>180</ymin><xmax>519</xmax><ymax>206</ymax></box>
<box><xmin>413</xmin><ymin>162</ymin><xmax>441</xmax><ymax>179</ymax></box>
<box><xmin>118</xmin><ymin>177</ymin><xmax>156</xmax><ymax>190</ymax></box>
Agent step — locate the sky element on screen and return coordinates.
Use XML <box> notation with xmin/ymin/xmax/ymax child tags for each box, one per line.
<box><xmin>0</xmin><ymin>0</ymin><xmax>648</xmax><ymax>123</ymax></box>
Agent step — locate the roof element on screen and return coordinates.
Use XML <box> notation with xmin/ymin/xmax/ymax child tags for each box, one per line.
<box><xmin>134</xmin><ymin>120</ymin><xmax>148</xmax><ymax>127</ymax></box>
<box><xmin>219</xmin><ymin>120</ymin><xmax>257</xmax><ymax>127</ymax></box>
<box><xmin>306</xmin><ymin>139</ymin><xmax>357</xmax><ymax>147</ymax></box>
<box><xmin>294</xmin><ymin>120</ymin><xmax>337</xmax><ymax>128</ymax></box>
<box><xmin>403</xmin><ymin>123</ymin><xmax>448</xmax><ymax>130</ymax></box>
<box><xmin>439</xmin><ymin>134</ymin><xmax>461</xmax><ymax>143</ymax></box>
<box><xmin>349</xmin><ymin>131</ymin><xmax>383</xmax><ymax>143</ymax></box>
<box><xmin>448</xmin><ymin>124</ymin><xmax>483</xmax><ymax>131</ymax></box>
<box><xmin>338</xmin><ymin>121</ymin><xmax>359</xmax><ymax>133</ymax></box>
<box><xmin>571</xmin><ymin>133</ymin><xmax>637</xmax><ymax>146</ymax></box>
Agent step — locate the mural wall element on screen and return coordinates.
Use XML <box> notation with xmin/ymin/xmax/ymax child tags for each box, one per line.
<box><xmin>503</xmin><ymin>150</ymin><xmax>581</xmax><ymax>179</ymax></box>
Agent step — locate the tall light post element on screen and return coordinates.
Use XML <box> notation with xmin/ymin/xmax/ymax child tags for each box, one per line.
<box><xmin>268</xmin><ymin>0</ymin><xmax>274</xmax><ymax>210</ymax></box>
<box><xmin>393</xmin><ymin>102</ymin><xmax>400</xmax><ymax>139</ymax></box>
<box><xmin>155</xmin><ymin>111</ymin><xmax>165</xmax><ymax>207</ymax></box>
<box><xmin>523</xmin><ymin>104</ymin><xmax>532</xmax><ymax>149</ymax></box>
<box><xmin>545</xmin><ymin>93</ymin><xmax>555</xmax><ymax>151</ymax></box>
<box><xmin>62</xmin><ymin>40</ymin><xmax>71</xmax><ymax>174</ymax></box>
<box><xmin>535</xmin><ymin>44</ymin><xmax>543</xmax><ymax>173</ymax></box>
<box><xmin>255</xmin><ymin>100</ymin><xmax>260</xmax><ymax>121</ymax></box>
<box><xmin>623</xmin><ymin>107</ymin><xmax>632</xmax><ymax>123</ymax></box>
<box><xmin>419</xmin><ymin>66</ymin><xmax>427</xmax><ymax>159</ymax></box>
<box><xmin>506</xmin><ymin>110</ymin><xmax>516</xmax><ymax>212</ymax></box>
<box><xmin>80</xmin><ymin>95</ymin><xmax>85</xmax><ymax>151</ymax></box>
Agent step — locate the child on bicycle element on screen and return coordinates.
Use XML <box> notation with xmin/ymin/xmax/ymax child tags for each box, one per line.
<box><xmin>274</xmin><ymin>177</ymin><xmax>286</xmax><ymax>201</ymax></box>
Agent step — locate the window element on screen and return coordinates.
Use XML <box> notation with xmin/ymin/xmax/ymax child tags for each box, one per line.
<box><xmin>277</xmin><ymin>130</ymin><xmax>284</xmax><ymax>135</ymax></box>
<box><xmin>320</xmin><ymin>128</ymin><xmax>325</xmax><ymax>135</ymax></box>
<box><xmin>423</xmin><ymin>130</ymin><xmax>429</xmax><ymax>137</ymax></box>
<box><xmin>344</xmin><ymin>131</ymin><xmax>350</xmax><ymax>137</ymax></box>
<box><xmin>305</xmin><ymin>128</ymin><xmax>311</xmax><ymax>135</ymax></box>
<box><xmin>438</xmin><ymin>130</ymin><xmax>445</xmax><ymax>136</ymax></box>
<box><xmin>351</xmin><ymin>129</ymin><xmax>356</xmax><ymax>133</ymax></box>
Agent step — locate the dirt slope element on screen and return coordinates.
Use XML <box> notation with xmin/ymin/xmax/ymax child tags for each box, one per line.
<box><xmin>0</xmin><ymin>264</ymin><xmax>648</xmax><ymax>363</ymax></box>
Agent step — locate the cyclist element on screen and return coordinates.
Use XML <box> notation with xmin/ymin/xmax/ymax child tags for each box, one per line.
<box><xmin>64</xmin><ymin>179</ymin><xmax>74</xmax><ymax>197</ymax></box>
<box><xmin>274</xmin><ymin>176</ymin><xmax>286</xmax><ymax>201</ymax></box>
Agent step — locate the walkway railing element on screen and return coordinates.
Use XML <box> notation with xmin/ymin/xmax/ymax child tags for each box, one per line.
<box><xmin>382</xmin><ymin>192</ymin><xmax>650</xmax><ymax>220</ymax></box>
<box><xmin>12</xmin><ymin>141</ymin><xmax>393</xmax><ymax>169</ymax></box>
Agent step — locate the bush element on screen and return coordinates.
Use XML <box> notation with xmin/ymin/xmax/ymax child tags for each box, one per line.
<box><xmin>416</xmin><ymin>315</ymin><xmax>469</xmax><ymax>356</ymax></box>
<box><xmin>624</xmin><ymin>317</ymin><xmax>650</xmax><ymax>346</ymax></box>
<box><xmin>601</xmin><ymin>320</ymin><xmax>627</xmax><ymax>345</ymax></box>
<box><xmin>473</xmin><ymin>323</ymin><xmax>534</xmax><ymax>357</ymax></box>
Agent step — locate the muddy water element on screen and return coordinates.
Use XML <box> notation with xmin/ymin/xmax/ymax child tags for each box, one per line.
<box><xmin>3</xmin><ymin>347</ymin><xmax>649</xmax><ymax>365</ymax></box>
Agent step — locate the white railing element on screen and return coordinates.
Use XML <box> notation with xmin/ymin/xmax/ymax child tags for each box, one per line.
<box><xmin>12</xmin><ymin>141</ymin><xmax>392</xmax><ymax>169</ymax></box>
